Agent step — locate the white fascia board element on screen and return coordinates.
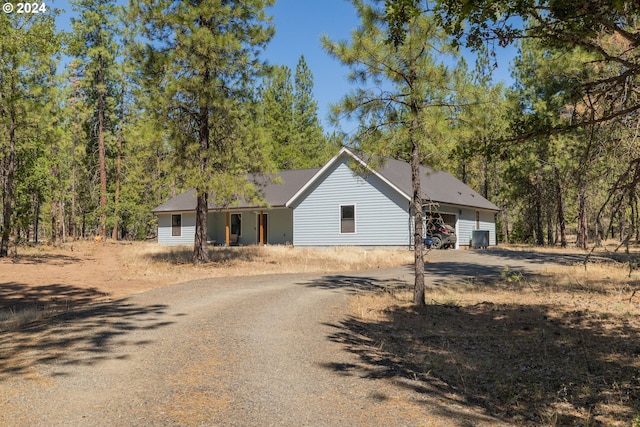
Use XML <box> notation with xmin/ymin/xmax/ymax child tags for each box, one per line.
<box><xmin>285</xmin><ymin>147</ymin><xmax>410</xmax><ymax>207</ymax></box>
<box><xmin>285</xmin><ymin>147</ymin><xmax>349</xmax><ymax>207</ymax></box>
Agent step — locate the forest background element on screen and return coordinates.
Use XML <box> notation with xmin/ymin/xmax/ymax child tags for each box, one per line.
<box><xmin>1</xmin><ymin>0</ymin><xmax>638</xmax><ymax>259</ymax></box>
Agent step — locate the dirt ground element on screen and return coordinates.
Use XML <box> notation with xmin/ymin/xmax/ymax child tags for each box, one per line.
<box><xmin>0</xmin><ymin>241</ymin><xmax>413</xmax><ymax>317</ymax></box>
<box><xmin>3</xmin><ymin>241</ymin><xmax>640</xmax><ymax>425</ymax></box>
<box><xmin>0</xmin><ymin>242</ymin><xmax>169</xmax><ymax>302</ymax></box>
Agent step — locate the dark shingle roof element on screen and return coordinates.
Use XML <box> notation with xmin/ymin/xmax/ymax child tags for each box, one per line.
<box><xmin>151</xmin><ymin>189</ymin><xmax>198</xmax><ymax>213</ymax></box>
<box><xmin>150</xmin><ymin>168</ymin><xmax>320</xmax><ymax>213</ymax></box>
<box><xmin>151</xmin><ymin>149</ymin><xmax>500</xmax><ymax>213</ymax></box>
<box><xmin>375</xmin><ymin>156</ymin><xmax>500</xmax><ymax>211</ymax></box>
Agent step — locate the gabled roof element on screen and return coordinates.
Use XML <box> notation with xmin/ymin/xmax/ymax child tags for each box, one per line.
<box><xmin>286</xmin><ymin>147</ymin><xmax>500</xmax><ymax>211</ymax></box>
<box><xmin>151</xmin><ymin>148</ymin><xmax>500</xmax><ymax>213</ymax></box>
<box><xmin>285</xmin><ymin>147</ymin><xmax>410</xmax><ymax>206</ymax></box>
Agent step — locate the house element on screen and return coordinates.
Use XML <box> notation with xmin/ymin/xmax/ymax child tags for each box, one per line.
<box><xmin>151</xmin><ymin>148</ymin><xmax>500</xmax><ymax>248</ymax></box>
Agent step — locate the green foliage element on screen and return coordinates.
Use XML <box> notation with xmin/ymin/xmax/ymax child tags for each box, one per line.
<box><xmin>258</xmin><ymin>56</ymin><xmax>330</xmax><ymax>169</ymax></box>
<box><xmin>323</xmin><ymin>0</ymin><xmax>477</xmax><ymax>305</ymax></box>
<box><xmin>133</xmin><ymin>0</ymin><xmax>275</xmax><ymax>262</ymax></box>
<box><xmin>259</xmin><ymin>65</ymin><xmax>295</xmax><ymax>168</ymax></box>
<box><xmin>0</xmin><ymin>11</ymin><xmax>61</xmax><ymax>254</ymax></box>
<box><xmin>292</xmin><ymin>56</ymin><xmax>332</xmax><ymax>167</ymax></box>
<box><xmin>68</xmin><ymin>0</ymin><xmax>121</xmax><ymax>237</ymax></box>
<box><xmin>323</xmin><ymin>0</ymin><xmax>464</xmax><ymax>164</ymax></box>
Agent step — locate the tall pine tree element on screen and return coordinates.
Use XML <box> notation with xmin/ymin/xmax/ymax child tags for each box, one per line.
<box><xmin>324</xmin><ymin>0</ymin><xmax>465</xmax><ymax>305</ymax></box>
<box><xmin>134</xmin><ymin>0</ymin><xmax>275</xmax><ymax>263</ymax></box>
<box><xmin>259</xmin><ymin>56</ymin><xmax>329</xmax><ymax>169</ymax></box>
<box><xmin>292</xmin><ymin>55</ymin><xmax>328</xmax><ymax>167</ymax></box>
<box><xmin>0</xmin><ymin>12</ymin><xmax>60</xmax><ymax>256</ymax></box>
<box><xmin>68</xmin><ymin>0</ymin><xmax>120</xmax><ymax>239</ymax></box>
<box><xmin>259</xmin><ymin>65</ymin><xmax>296</xmax><ymax>169</ymax></box>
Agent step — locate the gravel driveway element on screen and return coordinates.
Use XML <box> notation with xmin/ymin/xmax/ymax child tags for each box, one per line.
<box><xmin>1</xmin><ymin>249</ymin><xmax>584</xmax><ymax>426</ymax></box>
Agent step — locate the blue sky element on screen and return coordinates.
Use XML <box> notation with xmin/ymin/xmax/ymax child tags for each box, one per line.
<box><xmin>263</xmin><ymin>0</ymin><xmax>360</xmax><ymax>129</ymax></box>
<box><xmin>52</xmin><ymin>0</ymin><xmax>515</xmax><ymax>130</ymax></box>
<box><xmin>263</xmin><ymin>0</ymin><xmax>516</xmax><ymax>130</ymax></box>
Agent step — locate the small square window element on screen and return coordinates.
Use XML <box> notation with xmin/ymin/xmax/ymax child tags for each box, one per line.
<box><xmin>341</xmin><ymin>205</ymin><xmax>355</xmax><ymax>233</ymax></box>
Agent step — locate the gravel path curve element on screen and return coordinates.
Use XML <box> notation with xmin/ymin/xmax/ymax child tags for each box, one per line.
<box><xmin>1</xmin><ymin>249</ymin><xmax>573</xmax><ymax>426</ymax></box>
<box><xmin>2</xmin><ymin>272</ymin><xmax>432</xmax><ymax>426</ymax></box>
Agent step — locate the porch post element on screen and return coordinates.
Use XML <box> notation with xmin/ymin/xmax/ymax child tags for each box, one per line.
<box><xmin>259</xmin><ymin>209</ymin><xmax>264</xmax><ymax>245</ymax></box>
<box><xmin>225</xmin><ymin>211</ymin><xmax>230</xmax><ymax>246</ymax></box>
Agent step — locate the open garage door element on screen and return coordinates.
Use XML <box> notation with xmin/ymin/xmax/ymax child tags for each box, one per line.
<box><xmin>440</xmin><ymin>213</ymin><xmax>457</xmax><ymax>229</ymax></box>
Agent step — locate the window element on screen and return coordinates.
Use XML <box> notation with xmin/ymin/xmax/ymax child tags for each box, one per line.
<box><xmin>340</xmin><ymin>205</ymin><xmax>355</xmax><ymax>233</ymax></box>
<box><xmin>476</xmin><ymin>211</ymin><xmax>480</xmax><ymax>230</ymax></box>
<box><xmin>171</xmin><ymin>214</ymin><xmax>181</xmax><ymax>237</ymax></box>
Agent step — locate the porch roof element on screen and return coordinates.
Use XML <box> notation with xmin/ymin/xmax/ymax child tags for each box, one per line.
<box><xmin>150</xmin><ymin>168</ymin><xmax>320</xmax><ymax>213</ymax></box>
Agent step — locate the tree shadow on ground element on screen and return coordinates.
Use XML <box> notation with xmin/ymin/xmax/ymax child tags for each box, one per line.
<box><xmin>481</xmin><ymin>248</ymin><xmax>611</xmax><ymax>266</ymax></box>
<box><xmin>299</xmin><ymin>274</ymin><xmax>411</xmax><ymax>293</ymax></box>
<box><xmin>319</xmin><ymin>296</ymin><xmax>640</xmax><ymax>426</ymax></box>
<box><xmin>423</xmin><ymin>261</ymin><xmax>519</xmax><ymax>287</ymax></box>
<box><xmin>1</xmin><ymin>252</ymin><xmax>85</xmax><ymax>266</ymax></box>
<box><xmin>0</xmin><ymin>282</ymin><xmax>172</xmax><ymax>381</ymax></box>
<box><xmin>0</xmin><ymin>281</ymin><xmax>108</xmax><ymax>314</ymax></box>
<box><xmin>144</xmin><ymin>246</ymin><xmax>262</xmax><ymax>265</ymax></box>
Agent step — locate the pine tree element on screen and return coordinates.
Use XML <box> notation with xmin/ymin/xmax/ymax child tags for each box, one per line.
<box><xmin>323</xmin><ymin>0</ymin><xmax>464</xmax><ymax>305</ymax></box>
<box><xmin>292</xmin><ymin>55</ymin><xmax>328</xmax><ymax>167</ymax></box>
<box><xmin>68</xmin><ymin>0</ymin><xmax>120</xmax><ymax>239</ymax></box>
<box><xmin>259</xmin><ymin>65</ymin><xmax>296</xmax><ymax>169</ymax></box>
<box><xmin>134</xmin><ymin>0</ymin><xmax>275</xmax><ymax>263</ymax></box>
<box><xmin>258</xmin><ymin>56</ymin><xmax>329</xmax><ymax>170</ymax></box>
<box><xmin>0</xmin><ymin>12</ymin><xmax>60</xmax><ymax>256</ymax></box>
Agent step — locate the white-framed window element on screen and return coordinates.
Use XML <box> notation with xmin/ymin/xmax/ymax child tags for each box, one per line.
<box><xmin>340</xmin><ymin>204</ymin><xmax>355</xmax><ymax>233</ymax></box>
<box><xmin>171</xmin><ymin>214</ymin><xmax>182</xmax><ymax>237</ymax></box>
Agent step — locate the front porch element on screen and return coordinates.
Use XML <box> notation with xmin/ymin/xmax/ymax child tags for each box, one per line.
<box><xmin>207</xmin><ymin>207</ymin><xmax>293</xmax><ymax>246</ymax></box>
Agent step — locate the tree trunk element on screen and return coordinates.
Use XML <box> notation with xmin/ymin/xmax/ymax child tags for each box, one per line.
<box><xmin>502</xmin><ymin>204</ymin><xmax>510</xmax><ymax>244</ymax></box>
<box><xmin>97</xmin><ymin>66</ymin><xmax>107</xmax><ymax>239</ymax></box>
<box><xmin>71</xmin><ymin>132</ymin><xmax>78</xmax><ymax>240</ymax></box>
<box><xmin>629</xmin><ymin>193</ymin><xmax>639</xmax><ymax>243</ymax></box>
<box><xmin>410</xmin><ymin>115</ymin><xmax>425</xmax><ymax>306</ymax></box>
<box><xmin>50</xmin><ymin>142</ymin><xmax>61</xmax><ymax>245</ymax></box>
<box><xmin>577</xmin><ymin>183</ymin><xmax>588</xmax><ymax>249</ymax></box>
<box><xmin>193</xmin><ymin>191</ymin><xmax>209</xmax><ymax>263</ymax></box>
<box><xmin>112</xmin><ymin>68</ymin><xmax>126</xmax><ymax>240</ymax></box>
<box><xmin>535</xmin><ymin>178</ymin><xmax>544</xmax><ymax>246</ymax></box>
<box><xmin>111</xmin><ymin>136</ymin><xmax>121</xmax><ymax>240</ymax></box>
<box><xmin>192</xmin><ymin>102</ymin><xmax>210</xmax><ymax>264</ymax></box>
<box><xmin>555</xmin><ymin>168</ymin><xmax>567</xmax><ymax>248</ymax></box>
<box><xmin>483</xmin><ymin>138</ymin><xmax>489</xmax><ymax>199</ymax></box>
<box><xmin>546</xmin><ymin>211</ymin><xmax>553</xmax><ymax>246</ymax></box>
<box><xmin>51</xmin><ymin>199</ymin><xmax>58</xmax><ymax>246</ymax></box>
<box><xmin>0</xmin><ymin>97</ymin><xmax>16</xmax><ymax>257</ymax></box>
<box><xmin>33</xmin><ymin>195</ymin><xmax>40</xmax><ymax>244</ymax></box>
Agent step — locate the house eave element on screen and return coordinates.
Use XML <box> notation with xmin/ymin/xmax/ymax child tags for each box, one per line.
<box><xmin>285</xmin><ymin>147</ymin><xmax>411</xmax><ymax>207</ymax></box>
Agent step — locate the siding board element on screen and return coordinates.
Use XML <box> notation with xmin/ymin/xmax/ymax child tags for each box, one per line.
<box><xmin>157</xmin><ymin>212</ymin><xmax>196</xmax><ymax>246</ymax></box>
<box><xmin>448</xmin><ymin>206</ymin><xmax>497</xmax><ymax>247</ymax></box>
<box><xmin>292</xmin><ymin>158</ymin><xmax>411</xmax><ymax>246</ymax></box>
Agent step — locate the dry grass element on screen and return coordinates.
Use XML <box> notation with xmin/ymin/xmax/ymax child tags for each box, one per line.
<box><xmin>344</xmin><ymin>250</ymin><xmax>640</xmax><ymax>426</ymax></box>
<box><xmin>0</xmin><ymin>241</ymin><xmax>413</xmax><ymax>332</ymax></box>
<box><xmin>117</xmin><ymin>243</ymin><xmax>414</xmax><ymax>282</ymax></box>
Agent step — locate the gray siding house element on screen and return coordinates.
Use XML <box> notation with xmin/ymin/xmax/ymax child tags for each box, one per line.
<box><xmin>151</xmin><ymin>148</ymin><xmax>500</xmax><ymax>248</ymax></box>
